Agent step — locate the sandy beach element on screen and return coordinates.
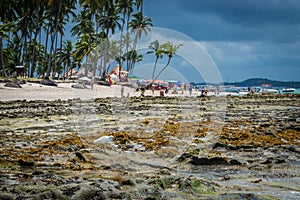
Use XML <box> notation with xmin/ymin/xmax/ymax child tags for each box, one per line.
<box><xmin>0</xmin><ymin>82</ymin><xmax>205</xmax><ymax>101</ymax></box>
<box><xmin>0</xmin><ymin>82</ymin><xmax>137</xmax><ymax>101</ymax></box>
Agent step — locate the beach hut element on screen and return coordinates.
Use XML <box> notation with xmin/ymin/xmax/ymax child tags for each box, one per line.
<box><xmin>108</xmin><ymin>65</ymin><xmax>128</xmax><ymax>81</ymax></box>
<box><xmin>15</xmin><ymin>66</ymin><xmax>25</xmax><ymax>77</ymax></box>
<box><xmin>110</xmin><ymin>73</ymin><xmax>119</xmax><ymax>83</ymax></box>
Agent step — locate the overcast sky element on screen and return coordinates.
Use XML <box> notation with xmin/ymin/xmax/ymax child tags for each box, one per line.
<box><xmin>141</xmin><ymin>0</ymin><xmax>300</xmax><ymax>82</ymax></box>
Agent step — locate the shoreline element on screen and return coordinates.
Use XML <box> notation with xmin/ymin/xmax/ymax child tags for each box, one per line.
<box><xmin>1</xmin><ymin>81</ymin><xmax>299</xmax><ymax>102</ymax></box>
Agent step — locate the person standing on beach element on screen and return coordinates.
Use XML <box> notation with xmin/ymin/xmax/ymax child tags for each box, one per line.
<box><xmin>91</xmin><ymin>77</ymin><xmax>94</xmax><ymax>90</ymax></box>
<box><xmin>141</xmin><ymin>87</ymin><xmax>145</xmax><ymax>97</ymax></box>
<box><xmin>121</xmin><ymin>85</ymin><xmax>124</xmax><ymax>97</ymax></box>
<box><xmin>151</xmin><ymin>84</ymin><xmax>155</xmax><ymax>96</ymax></box>
<box><xmin>189</xmin><ymin>84</ymin><xmax>193</xmax><ymax>96</ymax></box>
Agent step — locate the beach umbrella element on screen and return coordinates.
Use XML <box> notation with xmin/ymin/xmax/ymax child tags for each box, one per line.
<box><xmin>137</xmin><ymin>79</ymin><xmax>147</xmax><ymax>85</ymax></box>
<box><xmin>166</xmin><ymin>80</ymin><xmax>180</xmax><ymax>84</ymax></box>
<box><xmin>146</xmin><ymin>79</ymin><xmax>153</xmax><ymax>84</ymax></box>
<box><xmin>154</xmin><ymin>80</ymin><xmax>168</xmax><ymax>85</ymax></box>
<box><xmin>129</xmin><ymin>74</ymin><xmax>139</xmax><ymax>79</ymax></box>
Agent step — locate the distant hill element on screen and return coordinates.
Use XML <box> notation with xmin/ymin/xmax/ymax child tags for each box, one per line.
<box><xmin>193</xmin><ymin>78</ymin><xmax>300</xmax><ymax>88</ymax></box>
<box><xmin>223</xmin><ymin>78</ymin><xmax>300</xmax><ymax>88</ymax></box>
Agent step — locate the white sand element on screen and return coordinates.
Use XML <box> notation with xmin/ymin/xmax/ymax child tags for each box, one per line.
<box><xmin>0</xmin><ymin>82</ymin><xmax>206</xmax><ymax>101</ymax></box>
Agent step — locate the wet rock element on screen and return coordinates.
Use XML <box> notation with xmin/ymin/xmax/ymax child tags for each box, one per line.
<box><xmin>287</xmin><ymin>145</ymin><xmax>300</xmax><ymax>153</ymax></box>
<box><xmin>178</xmin><ymin>176</ymin><xmax>217</xmax><ymax>196</ymax></box>
<box><xmin>212</xmin><ymin>142</ymin><xmax>237</xmax><ymax>150</ymax></box>
<box><xmin>0</xmin><ymin>192</ymin><xmax>14</xmax><ymax>200</ymax></box>
<box><xmin>251</xmin><ymin>179</ymin><xmax>262</xmax><ymax>183</ymax></box>
<box><xmin>72</xmin><ymin>186</ymin><xmax>106</xmax><ymax>200</ymax></box>
<box><xmin>18</xmin><ymin>159</ymin><xmax>34</xmax><ymax>167</ymax></box>
<box><xmin>60</xmin><ymin>184</ymin><xmax>81</xmax><ymax>196</ymax></box>
<box><xmin>217</xmin><ymin>193</ymin><xmax>268</xmax><ymax>200</ymax></box>
<box><xmin>40</xmin><ymin>77</ymin><xmax>57</xmax><ymax>86</ymax></box>
<box><xmin>189</xmin><ymin>156</ymin><xmax>241</xmax><ymax>166</ymax></box>
<box><xmin>4</xmin><ymin>81</ymin><xmax>22</xmax><ymax>88</ymax></box>
<box><xmin>261</xmin><ymin>157</ymin><xmax>286</xmax><ymax>165</ymax></box>
<box><xmin>32</xmin><ymin>170</ymin><xmax>45</xmax><ymax>176</ymax></box>
<box><xmin>75</xmin><ymin>152</ymin><xmax>86</xmax><ymax>162</ymax></box>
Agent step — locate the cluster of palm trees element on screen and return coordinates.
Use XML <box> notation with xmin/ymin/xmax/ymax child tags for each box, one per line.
<box><xmin>147</xmin><ymin>40</ymin><xmax>183</xmax><ymax>83</ymax></box>
<box><xmin>0</xmin><ymin>0</ymin><xmax>153</xmax><ymax>79</ymax></box>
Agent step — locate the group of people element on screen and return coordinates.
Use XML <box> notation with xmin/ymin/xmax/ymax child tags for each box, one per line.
<box><xmin>121</xmin><ymin>83</ymin><xmax>206</xmax><ymax>98</ymax></box>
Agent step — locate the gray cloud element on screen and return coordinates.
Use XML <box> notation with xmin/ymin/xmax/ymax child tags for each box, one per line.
<box><xmin>144</xmin><ymin>0</ymin><xmax>300</xmax><ymax>42</ymax></box>
<box><xmin>178</xmin><ymin>0</ymin><xmax>300</xmax><ymax>26</ymax></box>
<box><xmin>143</xmin><ymin>0</ymin><xmax>300</xmax><ymax>81</ymax></box>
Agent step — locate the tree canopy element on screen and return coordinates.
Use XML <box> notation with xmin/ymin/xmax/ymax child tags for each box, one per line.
<box><xmin>0</xmin><ymin>0</ymin><xmax>152</xmax><ymax>79</ymax></box>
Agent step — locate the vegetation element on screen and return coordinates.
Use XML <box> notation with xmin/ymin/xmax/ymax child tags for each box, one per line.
<box><xmin>0</xmin><ymin>0</ymin><xmax>152</xmax><ymax>79</ymax></box>
<box><xmin>147</xmin><ymin>40</ymin><xmax>183</xmax><ymax>84</ymax></box>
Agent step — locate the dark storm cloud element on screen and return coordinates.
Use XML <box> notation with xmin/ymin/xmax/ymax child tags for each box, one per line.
<box><xmin>144</xmin><ymin>0</ymin><xmax>300</xmax><ymax>42</ymax></box>
<box><xmin>142</xmin><ymin>0</ymin><xmax>300</xmax><ymax>81</ymax></box>
<box><xmin>178</xmin><ymin>0</ymin><xmax>300</xmax><ymax>26</ymax></box>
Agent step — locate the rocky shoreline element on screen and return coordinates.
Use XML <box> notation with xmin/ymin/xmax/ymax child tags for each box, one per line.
<box><xmin>0</xmin><ymin>94</ymin><xmax>299</xmax><ymax>199</ymax></box>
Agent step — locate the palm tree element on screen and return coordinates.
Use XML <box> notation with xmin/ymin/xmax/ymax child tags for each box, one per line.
<box><xmin>0</xmin><ymin>21</ymin><xmax>15</xmax><ymax>77</ymax></box>
<box><xmin>129</xmin><ymin>12</ymin><xmax>152</xmax><ymax>39</ymax></box>
<box><xmin>117</xmin><ymin>0</ymin><xmax>134</xmax><ymax>74</ymax></box>
<box><xmin>151</xmin><ymin>41</ymin><xmax>183</xmax><ymax>82</ymax></box>
<box><xmin>53</xmin><ymin>0</ymin><xmax>76</xmax><ymax>78</ymax></box>
<box><xmin>146</xmin><ymin>40</ymin><xmax>168</xmax><ymax>80</ymax></box>
<box><xmin>60</xmin><ymin>40</ymin><xmax>73</xmax><ymax>79</ymax></box>
<box><xmin>128</xmin><ymin>11</ymin><xmax>152</xmax><ymax>74</ymax></box>
<box><xmin>0</xmin><ymin>0</ymin><xmax>18</xmax><ymax>23</ymax></box>
<box><xmin>71</xmin><ymin>10</ymin><xmax>94</xmax><ymax>37</ymax></box>
<box><xmin>99</xmin><ymin>5</ymin><xmax>121</xmax><ymax>78</ymax></box>
<box><xmin>135</xmin><ymin>0</ymin><xmax>143</xmax><ymax>13</ymax></box>
<box><xmin>73</xmin><ymin>33</ymin><xmax>96</xmax><ymax>76</ymax></box>
<box><xmin>127</xmin><ymin>49</ymin><xmax>142</xmax><ymax>75</ymax></box>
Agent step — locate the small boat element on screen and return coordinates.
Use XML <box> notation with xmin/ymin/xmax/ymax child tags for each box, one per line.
<box><xmin>259</xmin><ymin>88</ymin><xmax>279</xmax><ymax>94</ymax></box>
<box><xmin>282</xmin><ymin>88</ymin><xmax>296</xmax><ymax>93</ymax></box>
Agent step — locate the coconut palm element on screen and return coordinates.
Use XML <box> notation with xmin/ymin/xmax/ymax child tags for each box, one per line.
<box><xmin>152</xmin><ymin>41</ymin><xmax>183</xmax><ymax>82</ymax></box>
<box><xmin>99</xmin><ymin>5</ymin><xmax>121</xmax><ymax>78</ymax></box>
<box><xmin>0</xmin><ymin>0</ymin><xmax>18</xmax><ymax>23</ymax></box>
<box><xmin>135</xmin><ymin>0</ymin><xmax>143</xmax><ymax>13</ymax></box>
<box><xmin>0</xmin><ymin>0</ymin><xmax>153</xmax><ymax>79</ymax></box>
<box><xmin>146</xmin><ymin>40</ymin><xmax>168</xmax><ymax>80</ymax></box>
<box><xmin>129</xmin><ymin>11</ymin><xmax>152</xmax><ymax>41</ymax></box>
<box><xmin>0</xmin><ymin>21</ymin><xmax>15</xmax><ymax>77</ymax></box>
<box><xmin>73</xmin><ymin>33</ymin><xmax>96</xmax><ymax>76</ymax></box>
<box><xmin>128</xmin><ymin>11</ymin><xmax>152</xmax><ymax>75</ymax></box>
<box><xmin>127</xmin><ymin>49</ymin><xmax>142</xmax><ymax>75</ymax></box>
<box><xmin>59</xmin><ymin>40</ymin><xmax>73</xmax><ymax>79</ymax></box>
<box><xmin>117</xmin><ymin>0</ymin><xmax>134</xmax><ymax>74</ymax></box>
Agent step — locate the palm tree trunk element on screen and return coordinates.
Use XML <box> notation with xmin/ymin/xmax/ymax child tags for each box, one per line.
<box><xmin>152</xmin><ymin>56</ymin><xmax>159</xmax><ymax>80</ymax></box>
<box><xmin>43</xmin><ymin>25</ymin><xmax>50</xmax><ymax>77</ymax></box>
<box><xmin>151</xmin><ymin>56</ymin><xmax>171</xmax><ymax>85</ymax></box>
<box><xmin>0</xmin><ymin>37</ymin><xmax>7</xmax><ymax>77</ymax></box>
<box><xmin>118</xmin><ymin>12</ymin><xmax>126</xmax><ymax>80</ymax></box>
<box><xmin>30</xmin><ymin>27</ymin><xmax>40</xmax><ymax>78</ymax></box>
